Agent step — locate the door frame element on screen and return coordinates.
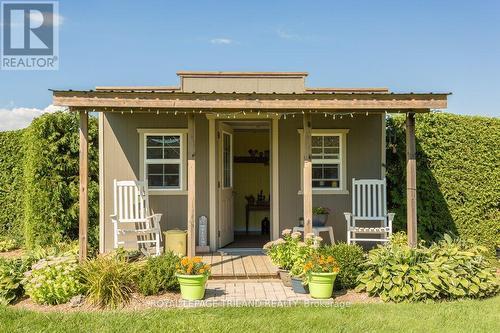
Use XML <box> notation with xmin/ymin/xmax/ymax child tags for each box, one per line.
<box><xmin>207</xmin><ymin>114</ymin><xmax>280</xmax><ymax>251</ymax></box>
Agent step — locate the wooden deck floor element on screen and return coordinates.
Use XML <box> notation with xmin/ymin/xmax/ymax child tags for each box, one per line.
<box><xmin>200</xmin><ymin>253</ymin><xmax>279</xmax><ymax>279</ymax></box>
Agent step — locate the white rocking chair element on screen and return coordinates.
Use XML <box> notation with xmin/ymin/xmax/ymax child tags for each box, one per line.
<box><xmin>111</xmin><ymin>180</ymin><xmax>163</xmax><ymax>256</ymax></box>
<box><xmin>344</xmin><ymin>179</ymin><xmax>394</xmax><ymax>244</ymax></box>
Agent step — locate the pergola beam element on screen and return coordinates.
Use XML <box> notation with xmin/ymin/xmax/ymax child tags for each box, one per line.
<box><xmin>406</xmin><ymin>112</ymin><xmax>417</xmax><ymax>247</ymax></box>
<box><xmin>53</xmin><ymin>92</ymin><xmax>448</xmax><ymax>110</ymax></box>
<box><xmin>79</xmin><ymin>110</ymin><xmax>88</xmax><ymax>262</ymax></box>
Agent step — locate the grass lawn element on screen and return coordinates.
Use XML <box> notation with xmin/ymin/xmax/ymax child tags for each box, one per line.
<box><xmin>1</xmin><ymin>296</ymin><xmax>499</xmax><ymax>333</ymax></box>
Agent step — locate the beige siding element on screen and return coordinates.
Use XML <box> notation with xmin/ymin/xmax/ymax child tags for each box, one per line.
<box><xmin>102</xmin><ymin>112</ymin><xmax>383</xmax><ymax>250</ymax></box>
<box><xmin>278</xmin><ymin>114</ymin><xmax>383</xmax><ymax>241</ymax></box>
<box><xmin>181</xmin><ymin>77</ymin><xmax>305</xmax><ymax>93</ymax></box>
<box><xmin>102</xmin><ymin>113</ymin><xmax>209</xmax><ymax>252</ymax></box>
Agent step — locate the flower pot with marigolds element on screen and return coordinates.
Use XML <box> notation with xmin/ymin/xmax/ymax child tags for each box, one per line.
<box><xmin>176</xmin><ymin>256</ymin><xmax>211</xmax><ymax>300</ymax></box>
<box><xmin>304</xmin><ymin>254</ymin><xmax>339</xmax><ymax>299</ymax></box>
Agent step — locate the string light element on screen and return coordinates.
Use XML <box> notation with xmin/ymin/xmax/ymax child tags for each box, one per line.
<box><xmin>101</xmin><ymin>108</ymin><xmax>384</xmax><ymax>119</ymax></box>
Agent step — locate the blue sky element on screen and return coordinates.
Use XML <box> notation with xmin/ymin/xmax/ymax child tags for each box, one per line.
<box><xmin>1</xmin><ymin>0</ymin><xmax>499</xmax><ymax>129</ymax></box>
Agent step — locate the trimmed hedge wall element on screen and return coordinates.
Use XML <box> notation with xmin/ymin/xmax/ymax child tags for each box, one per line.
<box><xmin>23</xmin><ymin>112</ymin><xmax>99</xmax><ymax>249</ymax></box>
<box><xmin>0</xmin><ymin>112</ymin><xmax>99</xmax><ymax>250</ymax></box>
<box><xmin>386</xmin><ymin>112</ymin><xmax>500</xmax><ymax>251</ymax></box>
<box><xmin>0</xmin><ymin>130</ymin><xmax>25</xmax><ymax>239</ymax></box>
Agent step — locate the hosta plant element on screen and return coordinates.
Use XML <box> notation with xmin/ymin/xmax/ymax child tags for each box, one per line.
<box><xmin>0</xmin><ymin>237</ymin><xmax>18</xmax><ymax>252</ymax></box>
<box><xmin>356</xmin><ymin>234</ymin><xmax>500</xmax><ymax>302</ymax></box>
<box><xmin>23</xmin><ymin>255</ymin><xmax>83</xmax><ymax>305</ymax></box>
<box><xmin>0</xmin><ymin>258</ymin><xmax>31</xmax><ymax>305</ymax></box>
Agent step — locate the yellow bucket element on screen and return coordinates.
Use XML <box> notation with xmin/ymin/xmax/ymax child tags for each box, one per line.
<box><xmin>164</xmin><ymin>230</ymin><xmax>187</xmax><ymax>256</ymax></box>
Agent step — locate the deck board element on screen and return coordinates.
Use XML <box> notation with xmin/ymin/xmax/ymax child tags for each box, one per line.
<box><xmin>241</xmin><ymin>255</ymin><xmax>259</xmax><ymax>277</ymax></box>
<box><xmin>221</xmin><ymin>255</ymin><xmax>235</xmax><ymax>277</ymax></box>
<box><xmin>232</xmin><ymin>255</ymin><xmax>246</xmax><ymax>277</ymax></box>
<box><xmin>211</xmin><ymin>253</ymin><xmax>223</xmax><ymax>277</ymax></box>
<box><xmin>197</xmin><ymin>253</ymin><xmax>279</xmax><ymax>279</ymax></box>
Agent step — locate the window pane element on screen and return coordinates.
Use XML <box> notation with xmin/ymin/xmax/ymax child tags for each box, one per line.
<box><xmin>324</xmin><ymin>136</ymin><xmax>339</xmax><ymax>147</ymax></box>
<box><xmin>312</xmin><ymin>163</ymin><xmax>340</xmax><ymax>189</ymax></box>
<box><xmin>147</xmin><ymin>148</ymin><xmax>163</xmax><ymax>159</ymax></box>
<box><xmin>223</xmin><ymin>133</ymin><xmax>232</xmax><ymax>187</ymax></box>
<box><xmin>323</xmin><ymin>164</ymin><xmax>339</xmax><ymax>179</ymax></box>
<box><xmin>148</xmin><ymin>175</ymin><xmax>163</xmax><ymax>187</ymax></box>
<box><xmin>164</xmin><ymin>175</ymin><xmax>179</xmax><ymax>187</ymax></box>
<box><xmin>164</xmin><ymin>136</ymin><xmax>180</xmax><ymax>147</ymax></box>
<box><xmin>146</xmin><ymin>163</ymin><xmax>180</xmax><ymax>189</ymax></box>
<box><xmin>148</xmin><ymin>164</ymin><xmax>163</xmax><ymax>174</ymax></box>
<box><xmin>164</xmin><ymin>147</ymin><xmax>180</xmax><ymax>159</ymax></box>
<box><xmin>312</xmin><ymin>136</ymin><xmax>322</xmax><ymax>147</ymax></box>
<box><xmin>164</xmin><ymin>164</ymin><xmax>179</xmax><ymax>174</ymax></box>
<box><xmin>147</xmin><ymin>136</ymin><xmax>163</xmax><ymax>147</ymax></box>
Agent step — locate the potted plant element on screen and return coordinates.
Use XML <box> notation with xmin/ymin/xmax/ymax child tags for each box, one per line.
<box><xmin>304</xmin><ymin>254</ymin><xmax>339</xmax><ymax>299</ymax></box>
<box><xmin>263</xmin><ymin>229</ymin><xmax>300</xmax><ymax>286</ymax></box>
<box><xmin>176</xmin><ymin>256</ymin><xmax>211</xmax><ymax>300</ymax></box>
<box><xmin>312</xmin><ymin>207</ymin><xmax>331</xmax><ymax>226</ymax></box>
<box><xmin>289</xmin><ymin>235</ymin><xmax>322</xmax><ymax>294</ymax></box>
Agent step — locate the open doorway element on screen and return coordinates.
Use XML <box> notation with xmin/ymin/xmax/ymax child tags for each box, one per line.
<box><xmin>218</xmin><ymin>121</ymin><xmax>271</xmax><ymax>249</ymax></box>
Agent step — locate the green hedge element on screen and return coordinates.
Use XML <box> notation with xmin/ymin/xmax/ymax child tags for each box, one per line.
<box><xmin>23</xmin><ymin>112</ymin><xmax>99</xmax><ymax>249</ymax></box>
<box><xmin>386</xmin><ymin>112</ymin><xmax>500</xmax><ymax>251</ymax></box>
<box><xmin>0</xmin><ymin>130</ymin><xmax>26</xmax><ymax>239</ymax></box>
<box><xmin>0</xmin><ymin>112</ymin><xmax>99</xmax><ymax>250</ymax></box>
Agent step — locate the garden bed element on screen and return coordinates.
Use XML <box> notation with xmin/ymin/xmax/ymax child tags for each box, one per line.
<box><xmin>11</xmin><ymin>292</ymin><xmax>181</xmax><ymax>313</ymax></box>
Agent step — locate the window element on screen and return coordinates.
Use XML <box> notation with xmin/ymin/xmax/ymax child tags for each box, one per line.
<box><xmin>222</xmin><ymin>132</ymin><xmax>232</xmax><ymax>188</ymax></box>
<box><xmin>140</xmin><ymin>131</ymin><xmax>186</xmax><ymax>191</ymax></box>
<box><xmin>299</xmin><ymin>129</ymin><xmax>348</xmax><ymax>193</ymax></box>
<box><xmin>312</xmin><ymin>135</ymin><xmax>340</xmax><ymax>189</ymax></box>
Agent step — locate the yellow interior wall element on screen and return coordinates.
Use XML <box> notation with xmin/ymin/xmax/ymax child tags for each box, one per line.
<box><xmin>233</xmin><ymin>130</ymin><xmax>270</xmax><ymax>232</ymax></box>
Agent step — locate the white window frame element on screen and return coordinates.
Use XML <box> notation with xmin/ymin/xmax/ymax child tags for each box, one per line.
<box><xmin>298</xmin><ymin>129</ymin><xmax>349</xmax><ymax>195</ymax></box>
<box><xmin>138</xmin><ymin>129</ymin><xmax>188</xmax><ymax>195</ymax></box>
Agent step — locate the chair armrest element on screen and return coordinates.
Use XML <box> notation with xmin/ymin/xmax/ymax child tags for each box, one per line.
<box><xmin>146</xmin><ymin>213</ymin><xmax>162</xmax><ymax>224</ymax></box>
<box><xmin>387</xmin><ymin>213</ymin><xmax>395</xmax><ymax>229</ymax></box>
<box><xmin>343</xmin><ymin>212</ymin><xmax>352</xmax><ymax>227</ymax></box>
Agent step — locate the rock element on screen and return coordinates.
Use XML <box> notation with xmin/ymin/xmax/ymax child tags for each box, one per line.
<box><xmin>69</xmin><ymin>295</ymin><xmax>85</xmax><ymax>308</ymax></box>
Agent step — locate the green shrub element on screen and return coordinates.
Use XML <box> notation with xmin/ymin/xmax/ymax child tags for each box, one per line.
<box><xmin>0</xmin><ymin>258</ymin><xmax>31</xmax><ymax>305</ymax></box>
<box><xmin>387</xmin><ymin>113</ymin><xmax>500</xmax><ymax>251</ymax></box>
<box><xmin>289</xmin><ymin>237</ymin><xmax>320</xmax><ymax>277</ymax></box>
<box><xmin>320</xmin><ymin>243</ymin><xmax>365</xmax><ymax>290</ymax></box>
<box><xmin>23</xmin><ymin>255</ymin><xmax>83</xmax><ymax>305</ymax></box>
<box><xmin>137</xmin><ymin>251</ymin><xmax>180</xmax><ymax>296</ymax></box>
<box><xmin>22</xmin><ymin>112</ymin><xmax>99</xmax><ymax>251</ymax></box>
<box><xmin>263</xmin><ymin>230</ymin><xmax>302</xmax><ymax>270</ymax></box>
<box><xmin>356</xmin><ymin>234</ymin><xmax>500</xmax><ymax>302</ymax></box>
<box><xmin>27</xmin><ymin>241</ymin><xmax>79</xmax><ymax>261</ymax></box>
<box><xmin>79</xmin><ymin>254</ymin><xmax>138</xmax><ymax>308</ymax></box>
<box><xmin>0</xmin><ymin>236</ymin><xmax>18</xmax><ymax>252</ymax></box>
<box><xmin>0</xmin><ymin>129</ymin><xmax>25</xmax><ymax>241</ymax></box>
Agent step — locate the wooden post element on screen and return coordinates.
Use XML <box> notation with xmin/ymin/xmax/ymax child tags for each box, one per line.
<box><xmin>187</xmin><ymin>114</ymin><xmax>196</xmax><ymax>257</ymax></box>
<box><xmin>303</xmin><ymin>113</ymin><xmax>313</xmax><ymax>236</ymax></box>
<box><xmin>79</xmin><ymin>110</ymin><xmax>89</xmax><ymax>262</ymax></box>
<box><xmin>406</xmin><ymin>112</ymin><xmax>417</xmax><ymax>247</ymax></box>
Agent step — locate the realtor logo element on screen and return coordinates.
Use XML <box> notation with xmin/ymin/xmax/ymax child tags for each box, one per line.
<box><xmin>1</xmin><ymin>1</ymin><xmax>59</xmax><ymax>70</ymax></box>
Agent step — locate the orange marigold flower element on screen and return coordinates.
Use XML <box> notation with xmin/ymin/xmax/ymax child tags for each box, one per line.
<box><xmin>181</xmin><ymin>257</ymin><xmax>189</xmax><ymax>266</ymax></box>
<box><xmin>193</xmin><ymin>256</ymin><xmax>202</xmax><ymax>263</ymax></box>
